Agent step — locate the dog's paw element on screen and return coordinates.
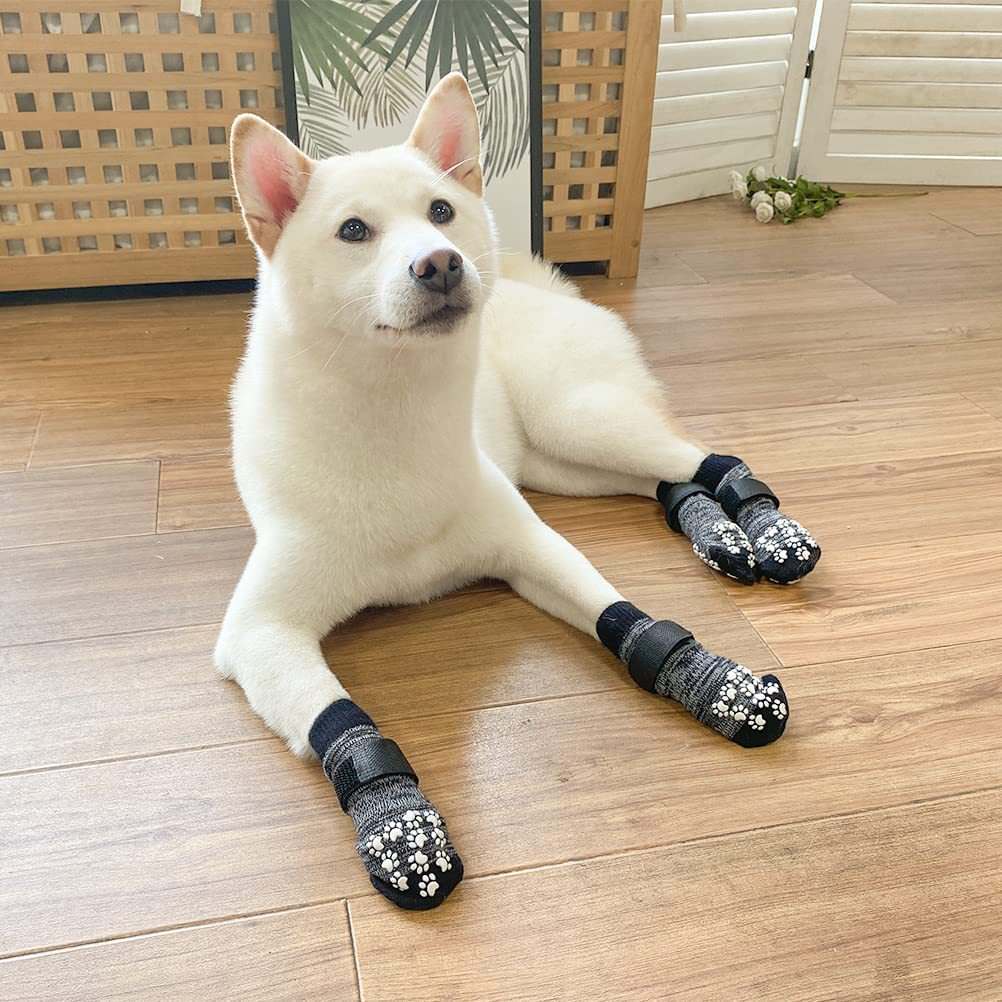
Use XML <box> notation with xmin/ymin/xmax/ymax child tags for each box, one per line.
<box><xmin>361</xmin><ymin>807</ymin><xmax>464</xmax><ymax>910</ymax></box>
<box><xmin>691</xmin><ymin>519</ymin><xmax>757</xmax><ymax>584</ymax></box>
<box><xmin>752</xmin><ymin>516</ymin><xmax>821</xmax><ymax>585</ymax></box>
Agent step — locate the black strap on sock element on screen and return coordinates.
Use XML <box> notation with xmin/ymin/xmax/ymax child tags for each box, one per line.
<box><xmin>657</xmin><ymin>481</ymin><xmax>713</xmax><ymax>534</ymax></box>
<box><xmin>626</xmin><ymin>620</ymin><xmax>696</xmax><ymax>692</ymax></box>
<box><xmin>331</xmin><ymin>738</ymin><xmax>418</xmax><ymax>812</ymax></box>
<box><xmin>718</xmin><ymin>476</ymin><xmax>779</xmax><ymax>521</ymax></box>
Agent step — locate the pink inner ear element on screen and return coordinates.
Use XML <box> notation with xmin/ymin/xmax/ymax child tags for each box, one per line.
<box><xmin>436</xmin><ymin>114</ymin><xmax>462</xmax><ymax>174</ymax></box>
<box><xmin>251</xmin><ymin>143</ymin><xmax>298</xmax><ymax>224</ymax></box>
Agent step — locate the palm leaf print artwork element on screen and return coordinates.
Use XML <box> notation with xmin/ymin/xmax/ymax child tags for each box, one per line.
<box><xmin>289</xmin><ymin>0</ymin><xmax>531</xmax><ymax>183</ymax></box>
<box><xmin>297</xmin><ymin>82</ymin><xmax>351</xmax><ymax>159</ymax></box>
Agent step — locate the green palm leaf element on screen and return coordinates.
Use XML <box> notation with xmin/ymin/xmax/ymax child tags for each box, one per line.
<box><xmin>296</xmin><ymin>83</ymin><xmax>351</xmax><ymax>159</ymax></box>
<box><xmin>332</xmin><ymin>51</ymin><xmax>426</xmax><ymax>130</ymax></box>
<box><xmin>364</xmin><ymin>0</ymin><xmax>527</xmax><ymax>91</ymax></box>
<box><xmin>290</xmin><ymin>0</ymin><xmax>387</xmax><ymax>102</ymax></box>
<box><xmin>476</xmin><ymin>43</ymin><xmax>530</xmax><ymax>183</ymax></box>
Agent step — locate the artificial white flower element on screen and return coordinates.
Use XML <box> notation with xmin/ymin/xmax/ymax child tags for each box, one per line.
<box><xmin>755</xmin><ymin>202</ymin><xmax>775</xmax><ymax>223</ymax></box>
<box><xmin>750</xmin><ymin>191</ymin><xmax>773</xmax><ymax>209</ymax></box>
<box><xmin>752</xmin><ymin>165</ymin><xmax>769</xmax><ymax>182</ymax></box>
<box><xmin>731</xmin><ymin>179</ymin><xmax>748</xmax><ymax>200</ymax></box>
<box><xmin>729</xmin><ymin>170</ymin><xmax>745</xmax><ymax>192</ymax></box>
<box><xmin>774</xmin><ymin>191</ymin><xmax>793</xmax><ymax>211</ymax></box>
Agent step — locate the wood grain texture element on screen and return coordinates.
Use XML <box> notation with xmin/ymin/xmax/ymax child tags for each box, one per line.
<box><xmin>656</xmin><ymin>353</ymin><xmax>856</xmax><ymax>416</ymax></box>
<box><xmin>728</xmin><ymin>530</ymin><xmax>1002</xmax><ymax>665</ymax></box>
<box><xmin>0</xmin><ymin>903</ymin><xmax>359</xmax><ymax>1002</ymax></box>
<box><xmin>683</xmin><ymin>395</ymin><xmax>1002</xmax><ymax>473</ymax></box>
<box><xmin>9</xmin><ymin>632</ymin><xmax>1000</xmax><ymax>959</ymax></box>
<box><xmin>0</xmin><ymin>528</ymin><xmax>252</xmax><ymax>646</ymax></box>
<box><xmin>158</xmin><ymin>455</ymin><xmax>247</xmax><ymax>532</ymax></box>
<box><xmin>0</xmin><ymin>626</ymin><xmax>263</xmax><ymax>774</ymax></box>
<box><xmin>351</xmin><ymin>791</ymin><xmax>1002</xmax><ymax>1002</ymax></box>
<box><xmin>0</xmin><ymin>741</ymin><xmax>368</xmax><ymax>956</ymax></box>
<box><xmin>0</xmin><ymin>409</ymin><xmax>40</xmax><ymax>473</ymax></box>
<box><xmin>812</xmin><ymin>339</ymin><xmax>1002</xmax><ymax>399</ymax></box>
<box><xmin>633</xmin><ymin>297</ymin><xmax>1002</xmax><ymax>368</ymax></box>
<box><xmin>30</xmin><ymin>401</ymin><xmax>231</xmax><ymax>468</ymax></box>
<box><xmin>765</xmin><ymin>451</ymin><xmax>1002</xmax><ymax>552</ymax></box>
<box><xmin>678</xmin><ymin>229</ymin><xmax>985</xmax><ymax>284</ymax></box>
<box><xmin>966</xmin><ymin>388</ymin><xmax>1002</xmax><ymax>419</ymax></box>
<box><xmin>0</xmin><ymin>461</ymin><xmax>158</xmax><ymax>548</ymax></box>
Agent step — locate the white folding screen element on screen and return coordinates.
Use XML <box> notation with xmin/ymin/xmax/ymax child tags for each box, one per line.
<box><xmin>646</xmin><ymin>0</ymin><xmax>817</xmax><ymax>206</ymax></box>
<box><xmin>799</xmin><ymin>0</ymin><xmax>1002</xmax><ymax>184</ymax></box>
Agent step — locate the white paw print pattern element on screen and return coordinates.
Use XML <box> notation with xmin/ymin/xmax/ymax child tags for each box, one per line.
<box><xmin>758</xmin><ymin>518</ymin><xmax>817</xmax><ymax>565</ymax></box>
<box><xmin>693</xmin><ymin>521</ymin><xmax>755</xmax><ymax>579</ymax></box>
<box><xmin>712</xmin><ymin>520</ymin><xmax>755</xmax><ymax>565</ymax></box>
<box><xmin>364</xmin><ymin>809</ymin><xmax>452</xmax><ymax>896</ymax></box>
<box><xmin>709</xmin><ymin>665</ymin><xmax>787</xmax><ymax>729</ymax></box>
<box><xmin>418</xmin><ymin>873</ymin><xmax>440</xmax><ymax>898</ymax></box>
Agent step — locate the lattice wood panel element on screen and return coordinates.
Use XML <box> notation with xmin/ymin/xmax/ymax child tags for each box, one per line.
<box><xmin>541</xmin><ymin>0</ymin><xmax>660</xmax><ymax>278</ymax></box>
<box><xmin>0</xmin><ymin>0</ymin><xmax>282</xmax><ymax>292</ymax></box>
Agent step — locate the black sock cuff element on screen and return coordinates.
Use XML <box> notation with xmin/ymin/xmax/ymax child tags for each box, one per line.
<box><xmin>693</xmin><ymin>453</ymin><xmax>742</xmax><ymax>491</ymax></box>
<box><xmin>655</xmin><ymin>481</ymin><xmax>673</xmax><ymax>508</ymax></box>
<box><xmin>597</xmin><ymin>601</ymin><xmax>650</xmax><ymax>657</ymax></box>
<box><xmin>308</xmin><ymin>699</ymin><xmax>376</xmax><ymax>758</ymax></box>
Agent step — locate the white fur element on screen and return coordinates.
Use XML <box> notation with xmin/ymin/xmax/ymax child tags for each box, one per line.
<box><xmin>217</xmin><ymin>76</ymin><xmax>707</xmax><ymax>756</ymax></box>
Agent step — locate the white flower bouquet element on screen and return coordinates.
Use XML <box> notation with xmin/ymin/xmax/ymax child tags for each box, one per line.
<box><xmin>730</xmin><ymin>165</ymin><xmax>846</xmax><ymax>224</ymax></box>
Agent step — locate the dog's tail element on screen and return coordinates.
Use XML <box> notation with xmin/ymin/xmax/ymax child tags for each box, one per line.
<box><xmin>499</xmin><ymin>252</ymin><xmax>581</xmax><ymax>299</ymax></box>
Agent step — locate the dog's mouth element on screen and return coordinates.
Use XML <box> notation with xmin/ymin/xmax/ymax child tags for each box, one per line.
<box><xmin>375</xmin><ymin>301</ymin><xmax>471</xmax><ymax>336</ymax></box>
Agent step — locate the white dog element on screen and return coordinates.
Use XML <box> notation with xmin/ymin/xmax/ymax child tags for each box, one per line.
<box><xmin>217</xmin><ymin>74</ymin><xmax>817</xmax><ymax>909</ymax></box>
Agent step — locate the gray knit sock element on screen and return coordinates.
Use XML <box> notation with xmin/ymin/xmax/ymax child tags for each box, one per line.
<box><xmin>598</xmin><ymin>602</ymin><xmax>788</xmax><ymax>747</ymax></box>
<box><xmin>310</xmin><ymin>702</ymin><xmax>463</xmax><ymax>909</ymax></box>
<box><xmin>676</xmin><ymin>493</ymin><xmax>757</xmax><ymax>583</ymax></box>
<box><xmin>718</xmin><ymin>462</ymin><xmax>821</xmax><ymax>584</ymax></box>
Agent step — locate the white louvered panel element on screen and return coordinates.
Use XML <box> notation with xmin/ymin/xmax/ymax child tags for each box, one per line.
<box><xmin>655</xmin><ymin>60</ymin><xmax>788</xmax><ymax>97</ymax></box>
<box><xmin>838</xmin><ymin>81</ymin><xmax>1002</xmax><ymax>108</ymax></box>
<box><xmin>645</xmin><ymin>2</ymin><xmax>815</xmax><ymax>207</ymax></box>
<box><xmin>653</xmin><ymin>86</ymin><xmax>784</xmax><ymax>126</ymax></box>
<box><xmin>659</xmin><ymin>8</ymin><xmax>797</xmax><ymax>40</ymax></box>
<box><xmin>833</xmin><ymin>106</ymin><xmax>1002</xmax><ymax>132</ymax></box>
<box><xmin>651</xmin><ymin>111</ymin><xmax>781</xmax><ymax>152</ymax></box>
<box><xmin>829</xmin><ymin>132</ymin><xmax>1002</xmax><ymax>156</ymax></box>
<box><xmin>657</xmin><ymin>34</ymin><xmax>794</xmax><ymax>71</ymax></box>
<box><xmin>865</xmin><ymin>0</ymin><xmax>1002</xmax><ymax>4</ymax></box>
<box><xmin>840</xmin><ymin>59</ymin><xmax>1002</xmax><ymax>85</ymax></box>
<box><xmin>799</xmin><ymin>0</ymin><xmax>1002</xmax><ymax>183</ymax></box>
<box><xmin>844</xmin><ymin>33</ymin><xmax>1002</xmax><ymax>59</ymax></box>
<box><xmin>849</xmin><ymin>2</ymin><xmax>1002</xmax><ymax>29</ymax></box>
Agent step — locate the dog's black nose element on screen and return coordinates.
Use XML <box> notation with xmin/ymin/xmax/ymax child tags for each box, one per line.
<box><xmin>409</xmin><ymin>248</ymin><xmax>463</xmax><ymax>295</ymax></box>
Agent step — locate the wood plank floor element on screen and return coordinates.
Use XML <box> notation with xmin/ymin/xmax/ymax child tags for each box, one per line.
<box><xmin>3</xmin><ymin>189</ymin><xmax>1002</xmax><ymax>999</ymax></box>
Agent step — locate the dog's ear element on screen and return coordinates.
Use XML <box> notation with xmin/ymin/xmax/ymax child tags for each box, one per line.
<box><xmin>407</xmin><ymin>72</ymin><xmax>483</xmax><ymax>196</ymax></box>
<box><xmin>230</xmin><ymin>113</ymin><xmax>314</xmax><ymax>256</ymax></box>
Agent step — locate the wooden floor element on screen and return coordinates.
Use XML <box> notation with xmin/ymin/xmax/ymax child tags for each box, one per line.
<box><xmin>3</xmin><ymin>189</ymin><xmax>1002</xmax><ymax>1000</ymax></box>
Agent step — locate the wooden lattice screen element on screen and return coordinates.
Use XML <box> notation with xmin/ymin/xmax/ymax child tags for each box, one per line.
<box><xmin>541</xmin><ymin>0</ymin><xmax>659</xmax><ymax>278</ymax></box>
<box><xmin>0</xmin><ymin>0</ymin><xmax>282</xmax><ymax>292</ymax></box>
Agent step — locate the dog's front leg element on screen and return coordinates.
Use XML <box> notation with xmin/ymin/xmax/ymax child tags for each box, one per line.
<box><xmin>482</xmin><ymin>487</ymin><xmax>790</xmax><ymax>748</ymax></box>
<box><xmin>216</xmin><ymin>539</ymin><xmax>464</xmax><ymax>910</ymax></box>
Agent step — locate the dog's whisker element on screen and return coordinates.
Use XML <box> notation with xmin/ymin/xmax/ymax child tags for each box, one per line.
<box><xmin>320</xmin><ymin>330</ymin><xmax>352</xmax><ymax>372</ymax></box>
<box><xmin>322</xmin><ymin>292</ymin><xmax>381</xmax><ymax>327</ymax></box>
<box><xmin>433</xmin><ymin>155</ymin><xmax>481</xmax><ymax>187</ymax></box>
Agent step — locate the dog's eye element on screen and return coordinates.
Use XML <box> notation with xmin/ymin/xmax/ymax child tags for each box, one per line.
<box><xmin>429</xmin><ymin>200</ymin><xmax>454</xmax><ymax>225</ymax></box>
<box><xmin>338</xmin><ymin>218</ymin><xmax>369</xmax><ymax>242</ymax></box>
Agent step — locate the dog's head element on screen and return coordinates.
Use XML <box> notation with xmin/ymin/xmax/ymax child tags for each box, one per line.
<box><xmin>230</xmin><ymin>73</ymin><xmax>496</xmax><ymax>339</ymax></box>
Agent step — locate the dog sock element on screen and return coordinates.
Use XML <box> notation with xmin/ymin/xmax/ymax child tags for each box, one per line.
<box><xmin>694</xmin><ymin>454</ymin><xmax>821</xmax><ymax>584</ymax></box>
<box><xmin>597</xmin><ymin>601</ymin><xmax>788</xmax><ymax>747</ymax></box>
<box><xmin>309</xmin><ymin>700</ymin><xmax>463</xmax><ymax>910</ymax></box>
<box><xmin>656</xmin><ymin>481</ymin><xmax>756</xmax><ymax>583</ymax></box>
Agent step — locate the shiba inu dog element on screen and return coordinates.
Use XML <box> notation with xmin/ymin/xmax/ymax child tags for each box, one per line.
<box><xmin>217</xmin><ymin>73</ymin><xmax>817</xmax><ymax>910</ymax></box>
